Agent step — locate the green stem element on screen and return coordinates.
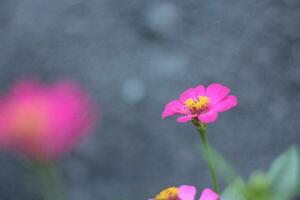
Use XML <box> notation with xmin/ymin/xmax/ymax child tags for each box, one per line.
<box><xmin>31</xmin><ymin>162</ymin><xmax>66</xmax><ymax>200</ymax></box>
<box><xmin>193</xmin><ymin>120</ymin><xmax>219</xmax><ymax>193</ymax></box>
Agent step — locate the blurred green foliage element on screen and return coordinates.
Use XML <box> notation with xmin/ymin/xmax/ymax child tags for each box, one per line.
<box><xmin>211</xmin><ymin>146</ymin><xmax>300</xmax><ymax>200</ymax></box>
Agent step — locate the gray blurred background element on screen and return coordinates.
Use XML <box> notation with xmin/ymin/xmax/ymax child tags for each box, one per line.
<box><xmin>0</xmin><ymin>0</ymin><xmax>300</xmax><ymax>199</ymax></box>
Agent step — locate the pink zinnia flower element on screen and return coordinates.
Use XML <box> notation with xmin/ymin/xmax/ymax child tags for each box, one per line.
<box><xmin>149</xmin><ymin>185</ymin><xmax>218</xmax><ymax>200</ymax></box>
<box><xmin>0</xmin><ymin>79</ymin><xmax>96</xmax><ymax>161</ymax></box>
<box><xmin>162</xmin><ymin>83</ymin><xmax>237</xmax><ymax>123</ymax></box>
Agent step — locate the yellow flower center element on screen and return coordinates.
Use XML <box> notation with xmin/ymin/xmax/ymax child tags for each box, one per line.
<box><xmin>9</xmin><ymin>100</ymin><xmax>49</xmax><ymax>138</ymax></box>
<box><xmin>155</xmin><ymin>187</ymin><xmax>179</xmax><ymax>200</ymax></box>
<box><xmin>184</xmin><ymin>96</ymin><xmax>210</xmax><ymax>114</ymax></box>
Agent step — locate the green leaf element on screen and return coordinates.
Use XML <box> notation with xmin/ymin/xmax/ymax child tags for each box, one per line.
<box><xmin>267</xmin><ymin>146</ymin><xmax>300</xmax><ymax>200</ymax></box>
<box><xmin>244</xmin><ymin>172</ymin><xmax>272</xmax><ymax>200</ymax></box>
<box><xmin>221</xmin><ymin>178</ymin><xmax>246</xmax><ymax>200</ymax></box>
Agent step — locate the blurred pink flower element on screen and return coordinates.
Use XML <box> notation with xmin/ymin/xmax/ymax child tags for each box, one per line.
<box><xmin>0</xmin><ymin>79</ymin><xmax>96</xmax><ymax>161</ymax></box>
<box><xmin>149</xmin><ymin>185</ymin><xmax>218</xmax><ymax>200</ymax></box>
<box><xmin>162</xmin><ymin>83</ymin><xmax>237</xmax><ymax>123</ymax></box>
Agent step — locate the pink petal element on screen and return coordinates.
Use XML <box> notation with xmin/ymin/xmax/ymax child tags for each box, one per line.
<box><xmin>162</xmin><ymin>100</ymin><xmax>186</xmax><ymax>118</ymax></box>
<box><xmin>178</xmin><ymin>185</ymin><xmax>197</xmax><ymax>200</ymax></box>
<box><xmin>11</xmin><ymin>79</ymin><xmax>41</xmax><ymax>96</ymax></box>
<box><xmin>195</xmin><ymin>85</ymin><xmax>205</xmax><ymax>96</ymax></box>
<box><xmin>198</xmin><ymin>111</ymin><xmax>218</xmax><ymax>123</ymax></box>
<box><xmin>205</xmin><ymin>83</ymin><xmax>230</xmax><ymax>106</ymax></box>
<box><xmin>179</xmin><ymin>88</ymin><xmax>197</xmax><ymax>103</ymax></box>
<box><xmin>212</xmin><ymin>95</ymin><xmax>237</xmax><ymax>113</ymax></box>
<box><xmin>199</xmin><ymin>188</ymin><xmax>218</xmax><ymax>200</ymax></box>
<box><xmin>177</xmin><ymin>115</ymin><xmax>195</xmax><ymax>123</ymax></box>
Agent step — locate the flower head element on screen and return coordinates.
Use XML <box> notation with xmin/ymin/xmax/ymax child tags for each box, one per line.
<box><xmin>162</xmin><ymin>83</ymin><xmax>237</xmax><ymax>123</ymax></box>
<box><xmin>149</xmin><ymin>185</ymin><xmax>218</xmax><ymax>200</ymax></box>
<box><xmin>0</xmin><ymin>79</ymin><xmax>96</xmax><ymax>161</ymax></box>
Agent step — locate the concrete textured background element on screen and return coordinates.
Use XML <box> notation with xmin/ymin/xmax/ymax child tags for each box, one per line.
<box><xmin>0</xmin><ymin>0</ymin><xmax>300</xmax><ymax>199</ymax></box>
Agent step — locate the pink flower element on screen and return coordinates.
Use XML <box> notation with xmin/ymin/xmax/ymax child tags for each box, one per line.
<box><xmin>149</xmin><ymin>185</ymin><xmax>218</xmax><ymax>200</ymax></box>
<box><xmin>162</xmin><ymin>83</ymin><xmax>237</xmax><ymax>123</ymax></box>
<box><xmin>0</xmin><ymin>79</ymin><xmax>96</xmax><ymax>161</ymax></box>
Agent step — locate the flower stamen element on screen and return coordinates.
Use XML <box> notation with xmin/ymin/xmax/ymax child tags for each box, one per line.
<box><xmin>184</xmin><ymin>96</ymin><xmax>210</xmax><ymax>114</ymax></box>
<box><xmin>155</xmin><ymin>187</ymin><xmax>179</xmax><ymax>200</ymax></box>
